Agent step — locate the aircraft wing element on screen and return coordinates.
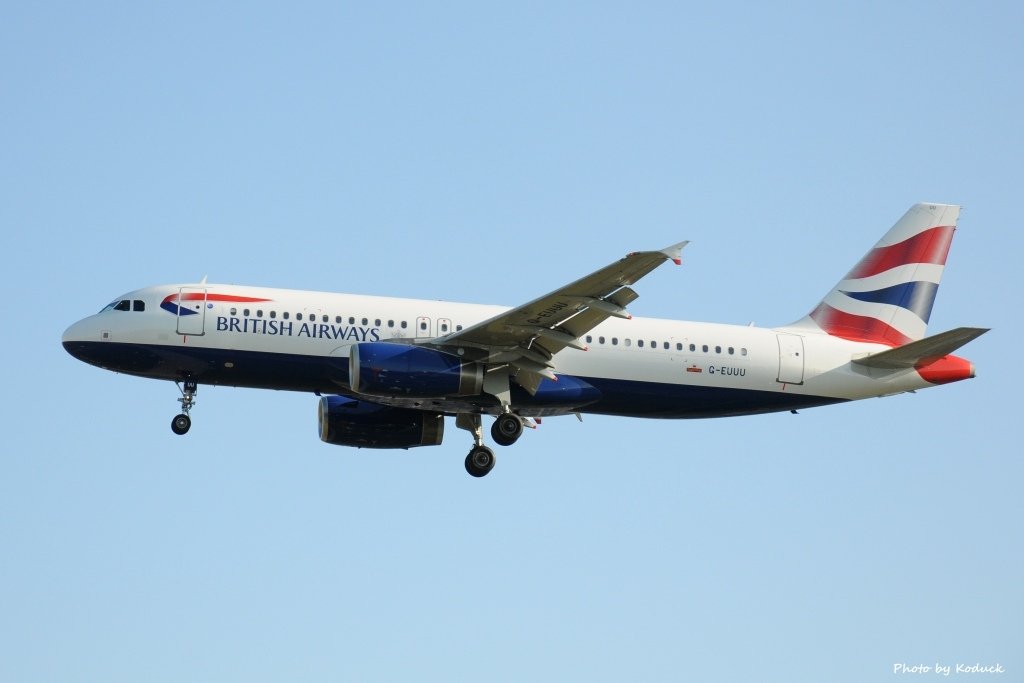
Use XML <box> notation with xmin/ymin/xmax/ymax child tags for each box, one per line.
<box><xmin>428</xmin><ymin>241</ymin><xmax>688</xmax><ymax>393</ymax></box>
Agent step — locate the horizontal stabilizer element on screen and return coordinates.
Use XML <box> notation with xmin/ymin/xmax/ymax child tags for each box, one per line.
<box><xmin>852</xmin><ymin>327</ymin><xmax>989</xmax><ymax>370</ymax></box>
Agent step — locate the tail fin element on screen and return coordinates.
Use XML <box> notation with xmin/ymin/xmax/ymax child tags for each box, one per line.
<box><xmin>792</xmin><ymin>203</ymin><xmax>960</xmax><ymax>346</ymax></box>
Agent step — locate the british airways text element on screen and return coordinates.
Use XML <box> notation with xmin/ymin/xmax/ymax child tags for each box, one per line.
<box><xmin>216</xmin><ymin>316</ymin><xmax>381</xmax><ymax>341</ymax></box>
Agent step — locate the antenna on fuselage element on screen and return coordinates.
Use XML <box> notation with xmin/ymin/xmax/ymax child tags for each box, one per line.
<box><xmin>199</xmin><ymin>275</ymin><xmax>208</xmax><ymax>285</ymax></box>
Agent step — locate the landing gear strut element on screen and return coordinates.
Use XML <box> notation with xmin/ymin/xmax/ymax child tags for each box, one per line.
<box><xmin>171</xmin><ymin>379</ymin><xmax>197</xmax><ymax>435</ymax></box>
<box><xmin>457</xmin><ymin>413</ymin><xmax>496</xmax><ymax>477</ymax></box>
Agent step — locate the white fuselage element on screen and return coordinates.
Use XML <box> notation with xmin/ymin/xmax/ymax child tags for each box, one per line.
<box><xmin>63</xmin><ymin>283</ymin><xmax>935</xmax><ymax>419</ymax></box>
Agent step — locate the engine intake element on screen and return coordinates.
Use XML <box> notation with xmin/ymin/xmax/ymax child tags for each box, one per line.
<box><xmin>349</xmin><ymin>342</ymin><xmax>483</xmax><ymax>398</ymax></box>
<box><xmin>318</xmin><ymin>396</ymin><xmax>444</xmax><ymax>449</ymax></box>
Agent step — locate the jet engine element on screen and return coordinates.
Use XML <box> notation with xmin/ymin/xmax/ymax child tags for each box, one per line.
<box><xmin>349</xmin><ymin>342</ymin><xmax>483</xmax><ymax>397</ymax></box>
<box><xmin>318</xmin><ymin>395</ymin><xmax>444</xmax><ymax>449</ymax></box>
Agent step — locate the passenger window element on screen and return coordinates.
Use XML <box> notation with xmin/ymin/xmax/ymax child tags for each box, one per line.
<box><xmin>599</xmin><ymin>336</ymin><xmax>605</xmax><ymax>344</ymax></box>
<box><xmin>625</xmin><ymin>339</ymin><xmax>632</xmax><ymax>347</ymax></box>
<box><xmin>256</xmin><ymin>310</ymin><xmax>263</xmax><ymax>318</ymax></box>
<box><xmin>702</xmin><ymin>345</ymin><xmax>708</xmax><ymax>352</ymax></box>
<box><xmin>336</xmin><ymin>316</ymin><xmax>342</xmax><ymax>324</ymax></box>
<box><xmin>401</xmin><ymin>321</ymin><xmax>408</xmax><ymax>329</ymax></box>
<box><xmin>349</xmin><ymin>317</ymin><xmax>356</xmax><ymax>324</ymax></box>
<box><xmin>388</xmin><ymin>320</ymin><xmax>395</xmax><ymax>328</ymax></box>
<box><xmin>244</xmin><ymin>308</ymin><xmax>251</xmax><ymax>317</ymax></box>
<box><xmin>715</xmin><ymin>346</ymin><xmax>721</xmax><ymax>353</ymax></box>
<box><xmin>362</xmin><ymin>318</ymin><xmax>369</xmax><ymax>326</ymax></box>
<box><xmin>114</xmin><ymin>300</ymin><xmax>130</xmax><ymax>311</ymax></box>
<box><xmin>456</xmin><ymin>325</ymin><xmax>463</xmax><ymax>331</ymax></box>
<box><xmin>375</xmin><ymin>319</ymin><xmax>381</xmax><ymax>327</ymax></box>
<box><xmin>323</xmin><ymin>315</ymin><xmax>328</xmax><ymax>323</ymax></box>
<box><xmin>441</xmin><ymin>323</ymin><xmax>449</xmax><ymax>333</ymax></box>
<box><xmin>676</xmin><ymin>343</ymin><xmax>683</xmax><ymax>351</ymax></box>
<box><xmin>663</xmin><ymin>342</ymin><xmax>669</xmax><ymax>350</ymax></box>
<box><xmin>133</xmin><ymin>300</ymin><xmax>145</xmax><ymax>311</ymax></box>
<box><xmin>420</xmin><ymin>321</ymin><xmax>427</xmax><ymax>331</ymax></box>
<box><xmin>741</xmin><ymin>348</ymin><xmax>748</xmax><ymax>356</ymax></box>
<box><xmin>283</xmin><ymin>312</ymin><xmax>289</xmax><ymax>320</ymax></box>
<box><xmin>637</xmin><ymin>340</ymin><xmax>643</xmax><ymax>348</ymax></box>
<box><xmin>689</xmin><ymin>343</ymin><xmax>696</xmax><ymax>352</ymax></box>
<box><xmin>297</xmin><ymin>313</ymin><xmax>302</xmax><ymax>320</ymax></box>
<box><xmin>612</xmin><ymin>338</ymin><xmax>619</xmax><ymax>346</ymax></box>
<box><xmin>728</xmin><ymin>347</ymin><xmax>734</xmax><ymax>355</ymax></box>
<box><xmin>650</xmin><ymin>340</ymin><xmax>656</xmax><ymax>349</ymax></box>
<box><xmin>230</xmin><ymin>307</ymin><xmax>237</xmax><ymax>315</ymax></box>
<box><xmin>270</xmin><ymin>311</ymin><xmax>276</xmax><ymax>319</ymax></box>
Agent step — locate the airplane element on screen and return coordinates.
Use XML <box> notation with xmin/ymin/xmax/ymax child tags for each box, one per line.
<box><xmin>62</xmin><ymin>203</ymin><xmax>987</xmax><ymax>477</ymax></box>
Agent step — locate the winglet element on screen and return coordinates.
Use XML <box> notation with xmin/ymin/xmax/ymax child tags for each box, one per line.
<box><xmin>661</xmin><ymin>241</ymin><xmax>690</xmax><ymax>266</ymax></box>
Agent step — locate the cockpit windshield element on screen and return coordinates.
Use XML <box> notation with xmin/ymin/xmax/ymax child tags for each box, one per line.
<box><xmin>100</xmin><ymin>299</ymin><xmax>145</xmax><ymax>313</ymax></box>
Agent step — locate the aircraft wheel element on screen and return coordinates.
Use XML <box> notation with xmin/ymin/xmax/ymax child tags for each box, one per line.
<box><xmin>171</xmin><ymin>414</ymin><xmax>191</xmax><ymax>435</ymax></box>
<box><xmin>491</xmin><ymin>413</ymin><xmax>523</xmax><ymax>446</ymax></box>
<box><xmin>465</xmin><ymin>446</ymin><xmax>495</xmax><ymax>477</ymax></box>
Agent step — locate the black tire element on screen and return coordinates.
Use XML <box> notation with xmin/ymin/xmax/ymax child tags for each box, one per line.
<box><xmin>171</xmin><ymin>414</ymin><xmax>191</xmax><ymax>435</ymax></box>
<box><xmin>465</xmin><ymin>446</ymin><xmax>495</xmax><ymax>477</ymax></box>
<box><xmin>491</xmin><ymin>414</ymin><xmax>523</xmax><ymax>447</ymax></box>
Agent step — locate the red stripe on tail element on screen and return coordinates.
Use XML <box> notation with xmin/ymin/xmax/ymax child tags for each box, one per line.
<box><xmin>809</xmin><ymin>303</ymin><xmax>914</xmax><ymax>346</ymax></box>
<box><xmin>846</xmin><ymin>226</ymin><xmax>955</xmax><ymax>279</ymax></box>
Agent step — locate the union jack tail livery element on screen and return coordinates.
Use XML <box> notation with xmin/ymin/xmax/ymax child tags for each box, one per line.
<box><xmin>797</xmin><ymin>203</ymin><xmax>959</xmax><ymax>346</ymax></box>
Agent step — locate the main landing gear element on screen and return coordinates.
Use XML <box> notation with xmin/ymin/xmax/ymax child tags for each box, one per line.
<box><xmin>457</xmin><ymin>412</ymin><xmax>526</xmax><ymax>477</ymax></box>
<box><xmin>171</xmin><ymin>379</ymin><xmax>197</xmax><ymax>435</ymax></box>
<box><xmin>466</xmin><ymin>445</ymin><xmax>495</xmax><ymax>478</ymax></box>
<box><xmin>491</xmin><ymin>412</ymin><xmax>524</xmax><ymax>446</ymax></box>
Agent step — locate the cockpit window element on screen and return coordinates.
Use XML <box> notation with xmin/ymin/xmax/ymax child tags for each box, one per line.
<box><xmin>101</xmin><ymin>298</ymin><xmax>144</xmax><ymax>313</ymax></box>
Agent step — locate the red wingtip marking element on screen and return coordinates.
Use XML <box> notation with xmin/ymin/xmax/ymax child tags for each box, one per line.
<box><xmin>673</xmin><ymin>258</ymin><xmax>681</xmax><ymax>265</ymax></box>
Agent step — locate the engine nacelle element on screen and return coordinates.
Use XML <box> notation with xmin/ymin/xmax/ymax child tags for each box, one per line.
<box><xmin>318</xmin><ymin>396</ymin><xmax>444</xmax><ymax>449</ymax></box>
<box><xmin>349</xmin><ymin>342</ymin><xmax>483</xmax><ymax>398</ymax></box>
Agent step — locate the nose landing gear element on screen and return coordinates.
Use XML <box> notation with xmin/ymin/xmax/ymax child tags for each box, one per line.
<box><xmin>171</xmin><ymin>379</ymin><xmax>197</xmax><ymax>435</ymax></box>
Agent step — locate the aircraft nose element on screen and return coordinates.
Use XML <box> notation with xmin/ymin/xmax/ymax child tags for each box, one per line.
<box><xmin>62</xmin><ymin>317</ymin><xmax>101</xmax><ymax>361</ymax></box>
<box><xmin>62</xmin><ymin>318</ymin><xmax>88</xmax><ymax>346</ymax></box>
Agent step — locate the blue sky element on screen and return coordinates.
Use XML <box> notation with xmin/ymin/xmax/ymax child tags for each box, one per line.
<box><xmin>2</xmin><ymin>2</ymin><xmax>1020</xmax><ymax>681</ymax></box>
